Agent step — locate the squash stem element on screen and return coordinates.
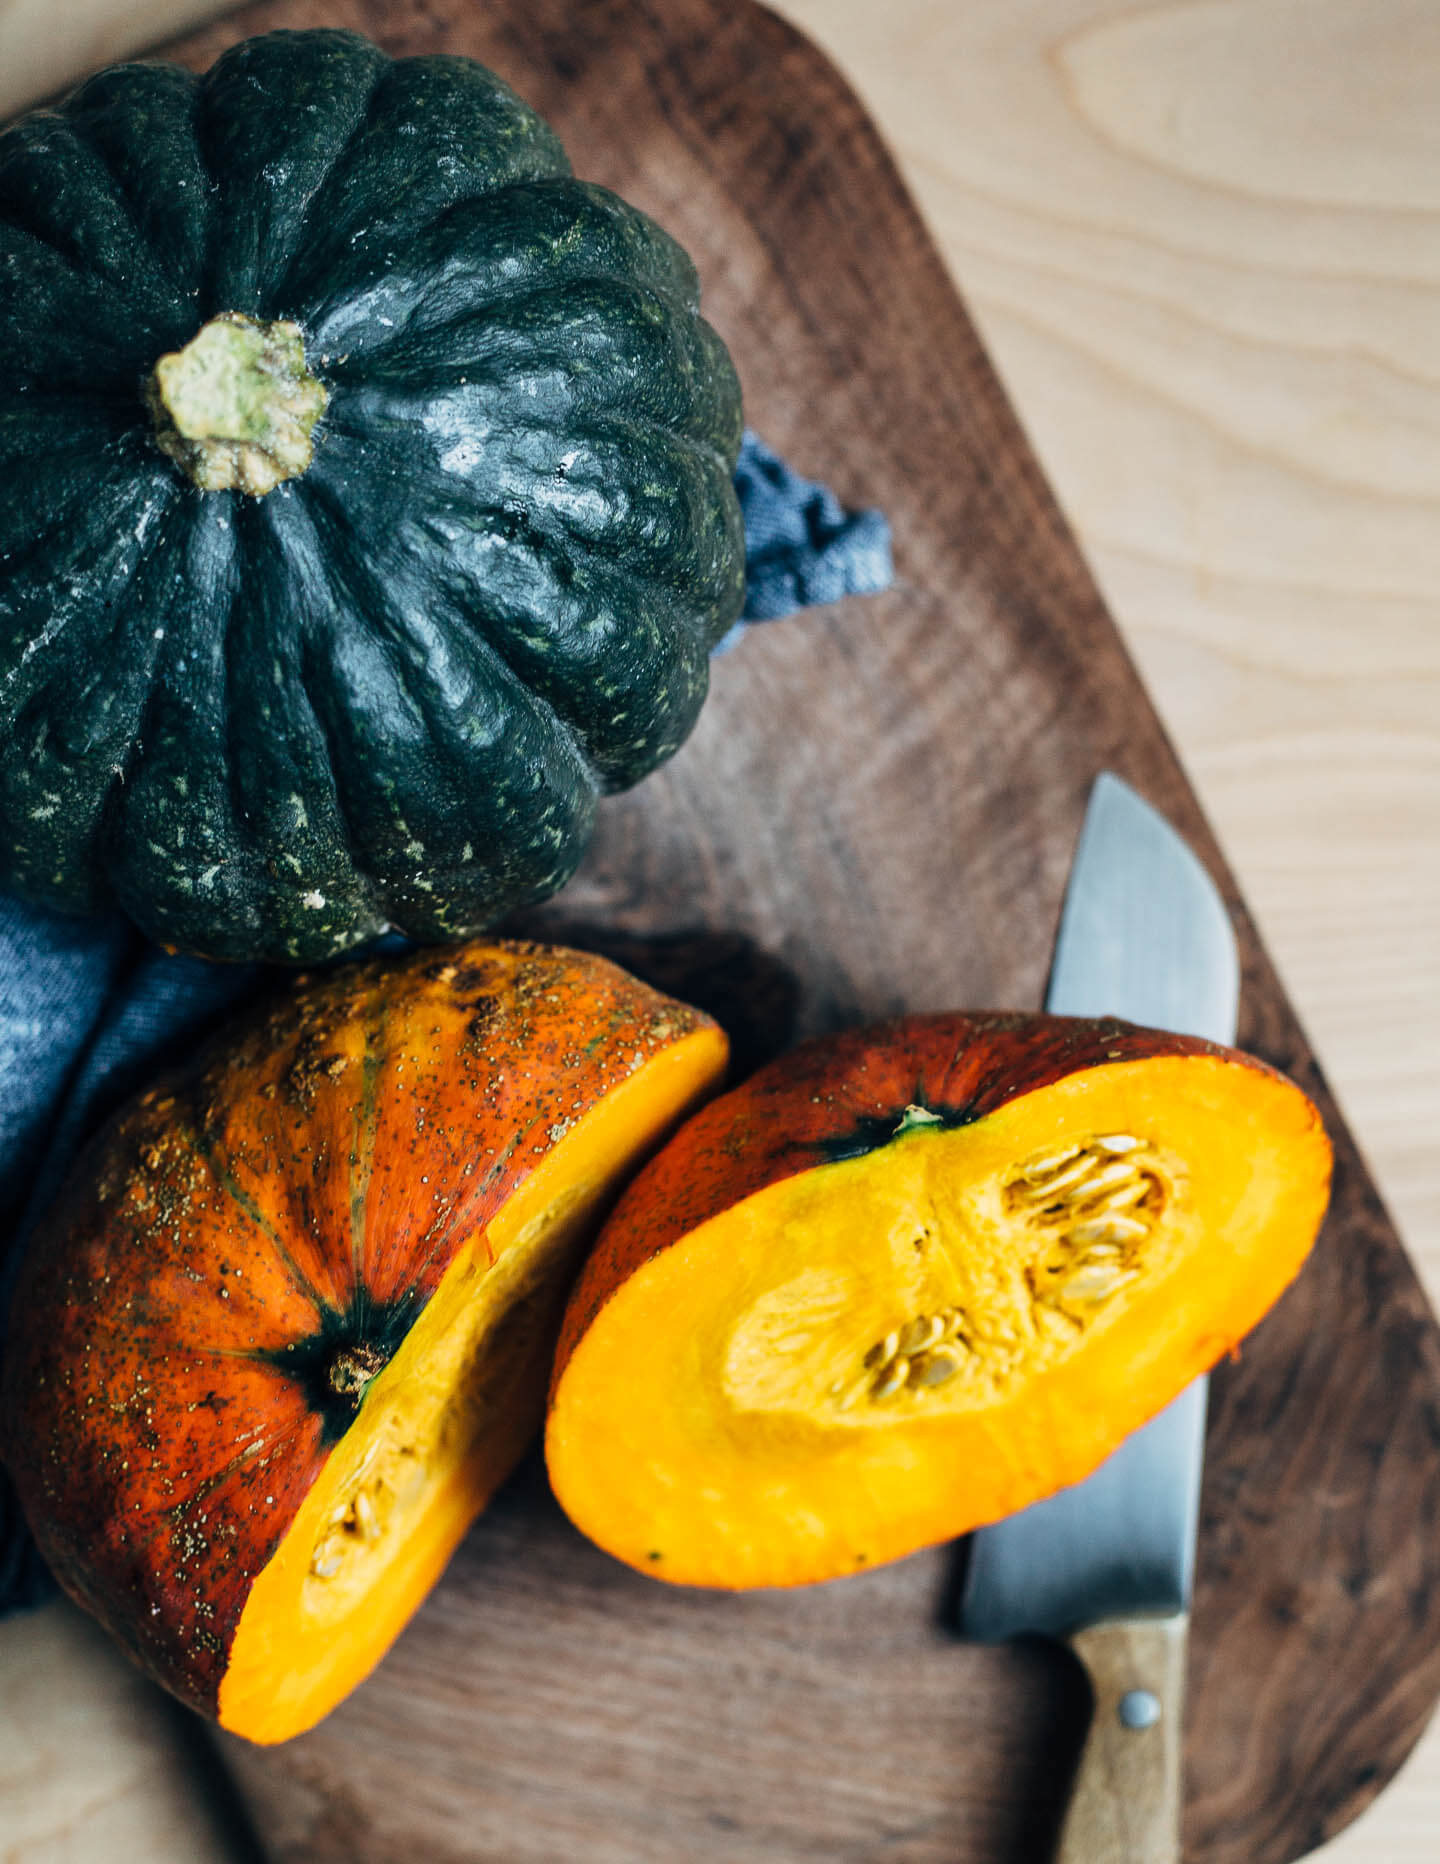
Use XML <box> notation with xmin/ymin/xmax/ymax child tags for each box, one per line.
<box><xmin>326</xmin><ymin>1342</ymin><xmax>387</xmax><ymax>1405</ymax></box>
<box><xmin>145</xmin><ymin>312</ymin><xmax>329</xmax><ymax>496</ymax></box>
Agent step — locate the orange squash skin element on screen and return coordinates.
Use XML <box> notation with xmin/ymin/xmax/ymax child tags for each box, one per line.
<box><xmin>552</xmin><ymin>1011</ymin><xmax>1255</xmax><ymax>1387</ymax></box>
<box><xmin>0</xmin><ymin>940</ymin><xmax>719</xmax><ymax>1722</ymax></box>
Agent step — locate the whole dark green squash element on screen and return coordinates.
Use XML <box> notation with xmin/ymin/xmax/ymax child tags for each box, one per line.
<box><xmin>0</xmin><ymin>29</ymin><xmax>745</xmax><ymax>962</ymax></box>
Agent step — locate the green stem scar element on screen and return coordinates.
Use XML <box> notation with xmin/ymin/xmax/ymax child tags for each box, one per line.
<box><xmin>145</xmin><ymin>312</ymin><xmax>330</xmax><ymax>496</ymax></box>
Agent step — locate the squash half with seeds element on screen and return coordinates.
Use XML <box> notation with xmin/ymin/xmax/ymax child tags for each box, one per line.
<box><xmin>546</xmin><ymin>1011</ymin><xmax>1331</xmax><ymax>1588</ymax></box>
<box><xmin>0</xmin><ymin>941</ymin><xmax>727</xmax><ymax>1742</ymax></box>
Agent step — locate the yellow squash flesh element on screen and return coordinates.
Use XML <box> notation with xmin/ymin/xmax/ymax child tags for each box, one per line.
<box><xmin>548</xmin><ymin>1041</ymin><xmax>1332</xmax><ymax>1590</ymax></box>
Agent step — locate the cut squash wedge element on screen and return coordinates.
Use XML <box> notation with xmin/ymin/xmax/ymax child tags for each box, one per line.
<box><xmin>546</xmin><ymin>1012</ymin><xmax>1331</xmax><ymax>1589</ymax></box>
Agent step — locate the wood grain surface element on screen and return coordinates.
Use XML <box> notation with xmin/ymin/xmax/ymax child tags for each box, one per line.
<box><xmin>771</xmin><ymin>0</ymin><xmax>1440</xmax><ymax>1328</ymax></box>
<box><xmin>0</xmin><ymin>2</ymin><xmax>1437</xmax><ymax>1862</ymax></box>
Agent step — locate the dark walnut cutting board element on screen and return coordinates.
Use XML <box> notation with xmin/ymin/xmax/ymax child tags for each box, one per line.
<box><xmin>120</xmin><ymin>1</ymin><xmax>1440</xmax><ymax>1859</ymax></box>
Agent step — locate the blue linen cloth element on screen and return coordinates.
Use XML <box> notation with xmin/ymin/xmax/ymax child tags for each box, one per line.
<box><xmin>722</xmin><ymin>431</ymin><xmax>893</xmax><ymax>644</ymax></box>
<box><xmin>0</xmin><ymin>431</ymin><xmax>891</xmax><ymax>1612</ymax></box>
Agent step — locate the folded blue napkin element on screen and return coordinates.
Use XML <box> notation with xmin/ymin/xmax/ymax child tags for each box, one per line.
<box><xmin>0</xmin><ymin>432</ymin><xmax>891</xmax><ymax>1613</ymax></box>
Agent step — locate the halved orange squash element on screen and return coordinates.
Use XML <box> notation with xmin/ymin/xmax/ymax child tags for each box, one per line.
<box><xmin>546</xmin><ymin>1012</ymin><xmax>1331</xmax><ymax>1589</ymax></box>
<box><xmin>0</xmin><ymin>941</ymin><xmax>726</xmax><ymax>1742</ymax></box>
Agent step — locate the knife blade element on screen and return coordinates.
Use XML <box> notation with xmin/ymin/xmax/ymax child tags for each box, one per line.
<box><xmin>959</xmin><ymin>772</ymin><xmax>1239</xmax><ymax>1863</ymax></box>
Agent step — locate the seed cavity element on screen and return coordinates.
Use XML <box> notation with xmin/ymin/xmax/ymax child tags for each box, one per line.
<box><xmin>1007</xmin><ymin>1132</ymin><xmax>1167</xmax><ymax>1329</ymax></box>
<box><xmin>307</xmin><ymin>1478</ymin><xmax>392</xmax><ymax>1578</ymax></box>
<box><xmin>831</xmin><ymin>1133</ymin><xmax>1167</xmax><ymax>1417</ymax></box>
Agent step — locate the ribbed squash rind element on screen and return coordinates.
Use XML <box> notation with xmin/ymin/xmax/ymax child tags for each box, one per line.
<box><xmin>0</xmin><ymin>31</ymin><xmax>745</xmax><ymax>962</ymax></box>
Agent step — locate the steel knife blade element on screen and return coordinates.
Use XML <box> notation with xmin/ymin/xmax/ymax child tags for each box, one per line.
<box><xmin>958</xmin><ymin>771</ymin><xmax>1239</xmax><ymax>1863</ymax></box>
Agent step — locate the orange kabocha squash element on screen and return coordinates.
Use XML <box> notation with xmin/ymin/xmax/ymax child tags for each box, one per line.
<box><xmin>546</xmin><ymin>1012</ymin><xmax>1331</xmax><ymax>1589</ymax></box>
<box><xmin>1</xmin><ymin>941</ymin><xmax>726</xmax><ymax>1742</ymax></box>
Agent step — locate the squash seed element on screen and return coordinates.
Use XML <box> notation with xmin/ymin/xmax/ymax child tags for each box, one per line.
<box><xmin>911</xmin><ymin>1348</ymin><xmax>963</xmax><ymax>1387</ymax></box>
<box><xmin>900</xmin><ymin>1314</ymin><xmax>945</xmax><ymax>1356</ymax></box>
<box><xmin>871</xmin><ymin>1357</ymin><xmax>912</xmax><ymax>1400</ymax></box>
<box><xmin>1092</xmin><ymin>1179</ymin><xmax>1152</xmax><ymax>1212</ymax></box>
<box><xmin>1067</xmin><ymin>1214</ymin><xmax>1148</xmax><ymax>1247</ymax></box>
<box><xmin>1021</xmin><ymin>1141</ymin><xmax>1084</xmax><ymax>1180</ymax></box>
<box><xmin>1060</xmin><ymin>1160</ymin><xmax>1142</xmax><ymax>1205</ymax></box>
<box><xmin>1094</xmin><ymin>1134</ymin><xmax>1143</xmax><ymax>1154</ymax></box>
<box><xmin>352</xmin><ymin>1491</ymin><xmax>381</xmax><ymax>1543</ymax></box>
<box><xmin>1060</xmin><ymin>1265</ymin><xmax>1137</xmax><ymax>1303</ymax></box>
<box><xmin>309</xmin><ymin>1536</ymin><xmax>344</xmax><ymax>1579</ymax></box>
<box><xmin>864</xmin><ymin>1330</ymin><xmax>901</xmax><ymax>1370</ymax></box>
<box><xmin>1020</xmin><ymin>1154</ymin><xmax>1099</xmax><ymax>1200</ymax></box>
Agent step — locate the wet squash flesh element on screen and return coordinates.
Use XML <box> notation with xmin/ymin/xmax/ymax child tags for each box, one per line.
<box><xmin>546</xmin><ymin>1014</ymin><xmax>1331</xmax><ymax>1589</ymax></box>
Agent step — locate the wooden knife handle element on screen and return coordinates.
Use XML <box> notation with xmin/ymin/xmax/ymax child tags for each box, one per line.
<box><xmin>1055</xmin><ymin>1613</ymin><xmax>1188</xmax><ymax>1864</ymax></box>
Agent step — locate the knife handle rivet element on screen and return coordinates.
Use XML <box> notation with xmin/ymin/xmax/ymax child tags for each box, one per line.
<box><xmin>1117</xmin><ymin>1689</ymin><xmax>1162</xmax><ymax>1730</ymax></box>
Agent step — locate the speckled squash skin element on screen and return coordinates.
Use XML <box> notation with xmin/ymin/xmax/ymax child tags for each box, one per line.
<box><xmin>0</xmin><ymin>939</ymin><xmax>720</xmax><ymax>1721</ymax></box>
<box><xmin>0</xmin><ymin>30</ymin><xmax>745</xmax><ymax>962</ymax></box>
<box><xmin>551</xmin><ymin>1011</ymin><xmax>1280</xmax><ymax>1381</ymax></box>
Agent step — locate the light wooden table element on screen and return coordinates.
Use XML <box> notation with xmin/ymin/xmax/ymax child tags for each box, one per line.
<box><xmin>1</xmin><ymin>2</ymin><xmax>1436</xmax><ymax>1859</ymax></box>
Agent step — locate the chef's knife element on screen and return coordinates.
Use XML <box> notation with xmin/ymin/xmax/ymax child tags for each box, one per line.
<box><xmin>959</xmin><ymin>772</ymin><xmax>1239</xmax><ymax>1863</ymax></box>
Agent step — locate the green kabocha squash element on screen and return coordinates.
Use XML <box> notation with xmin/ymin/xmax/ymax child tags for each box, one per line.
<box><xmin>0</xmin><ymin>30</ymin><xmax>744</xmax><ymax>962</ymax></box>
